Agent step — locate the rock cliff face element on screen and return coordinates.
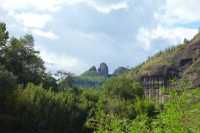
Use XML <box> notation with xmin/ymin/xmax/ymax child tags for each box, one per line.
<box><xmin>126</xmin><ymin>32</ymin><xmax>200</xmax><ymax>88</ymax></box>
<box><xmin>97</xmin><ymin>63</ymin><xmax>109</xmax><ymax>77</ymax></box>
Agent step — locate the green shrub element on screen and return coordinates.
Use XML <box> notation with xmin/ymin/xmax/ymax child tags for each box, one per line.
<box><xmin>12</xmin><ymin>83</ymin><xmax>88</xmax><ymax>133</ymax></box>
<box><xmin>0</xmin><ymin>66</ymin><xmax>17</xmax><ymax>107</ymax></box>
<box><xmin>102</xmin><ymin>76</ymin><xmax>143</xmax><ymax>100</ymax></box>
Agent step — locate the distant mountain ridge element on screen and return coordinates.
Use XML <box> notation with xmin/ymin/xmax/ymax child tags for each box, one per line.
<box><xmin>82</xmin><ymin>63</ymin><xmax>109</xmax><ymax>77</ymax></box>
<box><xmin>72</xmin><ymin>63</ymin><xmax>129</xmax><ymax>88</ymax></box>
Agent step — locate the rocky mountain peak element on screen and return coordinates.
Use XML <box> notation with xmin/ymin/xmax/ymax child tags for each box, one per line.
<box><xmin>98</xmin><ymin>63</ymin><xmax>109</xmax><ymax>76</ymax></box>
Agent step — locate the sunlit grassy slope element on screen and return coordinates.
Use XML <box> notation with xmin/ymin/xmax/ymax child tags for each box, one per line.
<box><xmin>125</xmin><ymin>32</ymin><xmax>200</xmax><ymax>81</ymax></box>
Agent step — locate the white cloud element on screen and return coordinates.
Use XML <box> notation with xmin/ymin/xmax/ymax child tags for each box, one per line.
<box><xmin>0</xmin><ymin>0</ymin><xmax>129</xmax><ymax>74</ymax></box>
<box><xmin>155</xmin><ymin>0</ymin><xmax>200</xmax><ymax>24</ymax></box>
<box><xmin>37</xmin><ymin>48</ymin><xmax>87</xmax><ymax>74</ymax></box>
<box><xmin>14</xmin><ymin>12</ymin><xmax>51</xmax><ymax>29</ymax></box>
<box><xmin>32</xmin><ymin>29</ymin><xmax>59</xmax><ymax>40</ymax></box>
<box><xmin>60</xmin><ymin>0</ymin><xmax>129</xmax><ymax>14</ymax></box>
<box><xmin>0</xmin><ymin>0</ymin><xmax>129</xmax><ymax>14</ymax></box>
<box><xmin>0</xmin><ymin>0</ymin><xmax>64</xmax><ymax>12</ymax></box>
<box><xmin>146</xmin><ymin>0</ymin><xmax>200</xmax><ymax>51</ymax></box>
<box><xmin>137</xmin><ymin>26</ymin><xmax>198</xmax><ymax>50</ymax></box>
<box><xmin>0</xmin><ymin>0</ymin><xmax>129</xmax><ymax>38</ymax></box>
<box><xmin>11</xmin><ymin>12</ymin><xmax>58</xmax><ymax>40</ymax></box>
<box><xmin>87</xmin><ymin>1</ymin><xmax>128</xmax><ymax>14</ymax></box>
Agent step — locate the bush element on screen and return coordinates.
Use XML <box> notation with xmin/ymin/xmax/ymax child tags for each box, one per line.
<box><xmin>102</xmin><ymin>76</ymin><xmax>143</xmax><ymax>100</ymax></box>
<box><xmin>12</xmin><ymin>83</ymin><xmax>88</xmax><ymax>133</ymax></box>
<box><xmin>0</xmin><ymin>67</ymin><xmax>17</xmax><ymax>105</ymax></box>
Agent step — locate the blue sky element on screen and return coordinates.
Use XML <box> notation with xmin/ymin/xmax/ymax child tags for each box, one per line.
<box><xmin>0</xmin><ymin>0</ymin><xmax>199</xmax><ymax>75</ymax></box>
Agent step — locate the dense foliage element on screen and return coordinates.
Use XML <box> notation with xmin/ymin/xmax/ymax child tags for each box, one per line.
<box><xmin>95</xmin><ymin>89</ymin><xmax>200</xmax><ymax>133</ymax></box>
<box><xmin>0</xmin><ymin>23</ymin><xmax>57</xmax><ymax>89</ymax></box>
<box><xmin>0</xmin><ymin>22</ymin><xmax>200</xmax><ymax>133</ymax></box>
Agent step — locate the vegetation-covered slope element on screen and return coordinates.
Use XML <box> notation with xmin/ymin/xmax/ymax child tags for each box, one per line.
<box><xmin>72</xmin><ymin>64</ymin><xmax>108</xmax><ymax>88</ymax></box>
<box><xmin>72</xmin><ymin>73</ymin><xmax>107</xmax><ymax>88</ymax></box>
<box><xmin>1</xmin><ymin>21</ymin><xmax>200</xmax><ymax>133</ymax></box>
<box><xmin>95</xmin><ymin>88</ymin><xmax>200</xmax><ymax>133</ymax></box>
<box><xmin>126</xmin><ymin>31</ymin><xmax>200</xmax><ymax>87</ymax></box>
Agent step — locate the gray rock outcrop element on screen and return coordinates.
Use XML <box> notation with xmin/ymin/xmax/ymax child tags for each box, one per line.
<box><xmin>98</xmin><ymin>63</ymin><xmax>109</xmax><ymax>76</ymax></box>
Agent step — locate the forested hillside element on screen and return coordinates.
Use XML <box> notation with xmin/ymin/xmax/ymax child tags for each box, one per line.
<box><xmin>0</xmin><ymin>22</ymin><xmax>200</xmax><ymax>133</ymax></box>
<box><xmin>125</xmin><ymin>31</ymin><xmax>200</xmax><ymax>87</ymax></box>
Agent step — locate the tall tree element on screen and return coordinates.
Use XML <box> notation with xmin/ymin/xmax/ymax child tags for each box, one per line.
<box><xmin>0</xmin><ymin>22</ymin><xmax>9</xmax><ymax>47</ymax></box>
<box><xmin>4</xmin><ymin>36</ymin><xmax>45</xmax><ymax>85</ymax></box>
<box><xmin>56</xmin><ymin>71</ymin><xmax>74</xmax><ymax>90</ymax></box>
<box><xmin>0</xmin><ymin>23</ymin><xmax>9</xmax><ymax>64</ymax></box>
<box><xmin>0</xmin><ymin>22</ymin><xmax>57</xmax><ymax>89</ymax></box>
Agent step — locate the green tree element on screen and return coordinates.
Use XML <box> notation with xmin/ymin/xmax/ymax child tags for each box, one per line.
<box><xmin>3</xmin><ymin>36</ymin><xmax>45</xmax><ymax>85</ymax></box>
<box><xmin>13</xmin><ymin>83</ymin><xmax>87</xmax><ymax>133</ymax></box>
<box><xmin>56</xmin><ymin>71</ymin><xmax>74</xmax><ymax>90</ymax></box>
<box><xmin>42</xmin><ymin>72</ymin><xmax>58</xmax><ymax>90</ymax></box>
<box><xmin>0</xmin><ymin>22</ymin><xmax>9</xmax><ymax>63</ymax></box>
<box><xmin>0</xmin><ymin>22</ymin><xmax>9</xmax><ymax>47</ymax></box>
<box><xmin>102</xmin><ymin>76</ymin><xmax>143</xmax><ymax>100</ymax></box>
<box><xmin>0</xmin><ymin>65</ymin><xmax>17</xmax><ymax>112</ymax></box>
